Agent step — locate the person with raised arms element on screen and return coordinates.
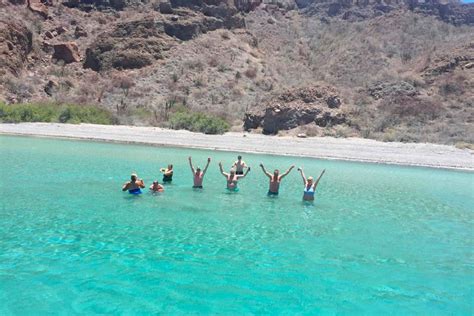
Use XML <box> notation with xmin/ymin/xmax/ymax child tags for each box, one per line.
<box><xmin>232</xmin><ymin>155</ymin><xmax>248</xmax><ymax>175</ymax></box>
<box><xmin>260</xmin><ymin>164</ymin><xmax>295</xmax><ymax>196</ymax></box>
<box><xmin>189</xmin><ymin>156</ymin><xmax>211</xmax><ymax>189</ymax></box>
<box><xmin>298</xmin><ymin>167</ymin><xmax>325</xmax><ymax>201</ymax></box>
<box><xmin>122</xmin><ymin>173</ymin><xmax>145</xmax><ymax>195</ymax></box>
<box><xmin>219</xmin><ymin>162</ymin><xmax>250</xmax><ymax>192</ymax></box>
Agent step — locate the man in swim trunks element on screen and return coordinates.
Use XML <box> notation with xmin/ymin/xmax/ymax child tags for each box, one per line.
<box><xmin>298</xmin><ymin>167</ymin><xmax>325</xmax><ymax>201</ymax></box>
<box><xmin>122</xmin><ymin>173</ymin><xmax>145</xmax><ymax>194</ymax></box>
<box><xmin>232</xmin><ymin>155</ymin><xmax>248</xmax><ymax>175</ymax></box>
<box><xmin>160</xmin><ymin>164</ymin><xmax>173</xmax><ymax>183</ymax></box>
<box><xmin>219</xmin><ymin>162</ymin><xmax>250</xmax><ymax>191</ymax></box>
<box><xmin>189</xmin><ymin>156</ymin><xmax>211</xmax><ymax>188</ymax></box>
<box><xmin>260</xmin><ymin>163</ymin><xmax>295</xmax><ymax>196</ymax></box>
<box><xmin>150</xmin><ymin>180</ymin><xmax>164</xmax><ymax>192</ymax></box>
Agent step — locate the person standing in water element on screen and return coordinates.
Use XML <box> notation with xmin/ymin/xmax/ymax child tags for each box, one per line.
<box><xmin>160</xmin><ymin>164</ymin><xmax>173</xmax><ymax>183</ymax></box>
<box><xmin>232</xmin><ymin>155</ymin><xmax>248</xmax><ymax>175</ymax></box>
<box><xmin>259</xmin><ymin>163</ymin><xmax>295</xmax><ymax>196</ymax></box>
<box><xmin>219</xmin><ymin>162</ymin><xmax>250</xmax><ymax>191</ymax></box>
<box><xmin>298</xmin><ymin>167</ymin><xmax>325</xmax><ymax>201</ymax></box>
<box><xmin>189</xmin><ymin>156</ymin><xmax>211</xmax><ymax>189</ymax></box>
<box><xmin>122</xmin><ymin>173</ymin><xmax>145</xmax><ymax>194</ymax></box>
<box><xmin>150</xmin><ymin>180</ymin><xmax>164</xmax><ymax>193</ymax></box>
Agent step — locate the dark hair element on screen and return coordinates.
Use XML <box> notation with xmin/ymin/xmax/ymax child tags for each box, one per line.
<box><xmin>238</xmin><ymin>155</ymin><xmax>242</xmax><ymax>159</ymax></box>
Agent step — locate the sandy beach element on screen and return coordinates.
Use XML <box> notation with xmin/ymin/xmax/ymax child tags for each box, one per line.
<box><xmin>0</xmin><ymin>123</ymin><xmax>472</xmax><ymax>171</ymax></box>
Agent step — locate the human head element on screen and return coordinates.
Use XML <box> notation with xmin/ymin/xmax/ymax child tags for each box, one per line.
<box><xmin>230</xmin><ymin>168</ymin><xmax>236</xmax><ymax>176</ymax></box>
<box><xmin>131</xmin><ymin>173</ymin><xmax>137</xmax><ymax>181</ymax></box>
<box><xmin>307</xmin><ymin>176</ymin><xmax>313</xmax><ymax>184</ymax></box>
<box><xmin>196</xmin><ymin>166</ymin><xmax>201</xmax><ymax>174</ymax></box>
<box><xmin>153</xmin><ymin>180</ymin><xmax>158</xmax><ymax>186</ymax></box>
<box><xmin>273</xmin><ymin>169</ymin><xmax>280</xmax><ymax>176</ymax></box>
<box><xmin>168</xmin><ymin>164</ymin><xmax>173</xmax><ymax>170</ymax></box>
<box><xmin>237</xmin><ymin>155</ymin><xmax>242</xmax><ymax>161</ymax></box>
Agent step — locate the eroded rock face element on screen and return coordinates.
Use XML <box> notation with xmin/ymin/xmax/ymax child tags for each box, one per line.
<box><xmin>299</xmin><ymin>0</ymin><xmax>473</xmax><ymax>25</ymax></box>
<box><xmin>53</xmin><ymin>42</ymin><xmax>81</xmax><ymax>63</ymax></box>
<box><xmin>84</xmin><ymin>19</ymin><xmax>173</xmax><ymax>71</ymax></box>
<box><xmin>422</xmin><ymin>43</ymin><xmax>474</xmax><ymax>78</ymax></box>
<box><xmin>244</xmin><ymin>86</ymin><xmax>346</xmax><ymax>134</ymax></box>
<box><xmin>0</xmin><ymin>20</ymin><xmax>33</xmax><ymax>76</ymax></box>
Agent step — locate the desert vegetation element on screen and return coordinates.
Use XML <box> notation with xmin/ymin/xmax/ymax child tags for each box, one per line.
<box><xmin>0</xmin><ymin>0</ymin><xmax>473</xmax><ymax>144</ymax></box>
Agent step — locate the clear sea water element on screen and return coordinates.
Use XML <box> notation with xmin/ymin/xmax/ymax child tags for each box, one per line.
<box><xmin>0</xmin><ymin>135</ymin><xmax>473</xmax><ymax>315</ymax></box>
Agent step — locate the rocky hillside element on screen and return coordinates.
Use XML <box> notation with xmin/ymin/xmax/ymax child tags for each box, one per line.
<box><xmin>0</xmin><ymin>0</ymin><xmax>473</xmax><ymax>144</ymax></box>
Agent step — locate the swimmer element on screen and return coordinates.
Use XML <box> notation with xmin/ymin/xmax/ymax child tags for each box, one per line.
<box><xmin>122</xmin><ymin>173</ymin><xmax>145</xmax><ymax>194</ymax></box>
<box><xmin>189</xmin><ymin>156</ymin><xmax>211</xmax><ymax>189</ymax></box>
<box><xmin>298</xmin><ymin>167</ymin><xmax>325</xmax><ymax>201</ymax></box>
<box><xmin>149</xmin><ymin>180</ymin><xmax>164</xmax><ymax>193</ymax></box>
<box><xmin>260</xmin><ymin>163</ymin><xmax>295</xmax><ymax>196</ymax></box>
<box><xmin>160</xmin><ymin>164</ymin><xmax>173</xmax><ymax>183</ymax></box>
<box><xmin>232</xmin><ymin>155</ymin><xmax>248</xmax><ymax>175</ymax></box>
<box><xmin>219</xmin><ymin>161</ymin><xmax>250</xmax><ymax>191</ymax></box>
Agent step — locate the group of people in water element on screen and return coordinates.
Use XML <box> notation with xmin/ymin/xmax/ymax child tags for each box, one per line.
<box><xmin>122</xmin><ymin>155</ymin><xmax>325</xmax><ymax>201</ymax></box>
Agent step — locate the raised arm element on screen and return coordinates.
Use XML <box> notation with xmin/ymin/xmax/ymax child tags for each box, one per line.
<box><xmin>238</xmin><ymin>167</ymin><xmax>251</xmax><ymax>179</ymax></box>
<box><xmin>188</xmin><ymin>156</ymin><xmax>195</xmax><ymax>174</ymax></box>
<box><xmin>122</xmin><ymin>182</ymin><xmax>130</xmax><ymax>191</ymax></box>
<box><xmin>138</xmin><ymin>179</ymin><xmax>145</xmax><ymax>188</ymax></box>
<box><xmin>298</xmin><ymin>167</ymin><xmax>307</xmax><ymax>185</ymax></box>
<box><xmin>202</xmin><ymin>157</ymin><xmax>211</xmax><ymax>175</ymax></box>
<box><xmin>259</xmin><ymin>163</ymin><xmax>272</xmax><ymax>178</ymax></box>
<box><xmin>280</xmin><ymin>165</ymin><xmax>295</xmax><ymax>179</ymax></box>
<box><xmin>313</xmin><ymin>169</ymin><xmax>326</xmax><ymax>190</ymax></box>
<box><xmin>219</xmin><ymin>162</ymin><xmax>228</xmax><ymax>177</ymax></box>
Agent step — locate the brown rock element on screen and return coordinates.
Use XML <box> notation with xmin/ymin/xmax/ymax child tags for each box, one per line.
<box><xmin>74</xmin><ymin>26</ymin><xmax>88</xmax><ymax>38</ymax></box>
<box><xmin>44</xmin><ymin>79</ymin><xmax>59</xmax><ymax>96</ymax></box>
<box><xmin>159</xmin><ymin>1</ymin><xmax>173</xmax><ymax>14</ymax></box>
<box><xmin>244</xmin><ymin>85</ymin><xmax>346</xmax><ymax>134</ymax></box>
<box><xmin>27</xmin><ymin>0</ymin><xmax>49</xmax><ymax>18</ymax></box>
<box><xmin>53</xmin><ymin>42</ymin><xmax>81</xmax><ymax>63</ymax></box>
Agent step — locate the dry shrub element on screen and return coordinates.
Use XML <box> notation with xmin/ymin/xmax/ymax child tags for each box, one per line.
<box><xmin>112</xmin><ymin>75</ymin><xmax>135</xmax><ymax>97</ymax></box>
<box><xmin>379</xmin><ymin>95</ymin><xmax>443</xmax><ymax>121</ymax></box>
<box><xmin>244</xmin><ymin>66</ymin><xmax>258</xmax><ymax>79</ymax></box>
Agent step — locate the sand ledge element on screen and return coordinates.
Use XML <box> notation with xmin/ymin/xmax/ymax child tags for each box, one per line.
<box><xmin>1</xmin><ymin>123</ymin><xmax>472</xmax><ymax>171</ymax></box>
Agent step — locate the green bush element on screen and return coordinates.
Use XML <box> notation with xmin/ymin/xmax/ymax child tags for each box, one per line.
<box><xmin>169</xmin><ymin>111</ymin><xmax>230</xmax><ymax>134</ymax></box>
<box><xmin>0</xmin><ymin>102</ymin><xmax>115</xmax><ymax>125</ymax></box>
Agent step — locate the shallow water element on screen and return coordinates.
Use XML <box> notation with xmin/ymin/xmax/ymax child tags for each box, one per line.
<box><xmin>0</xmin><ymin>135</ymin><xmax>473</xmax><ymax>314</ymax></box>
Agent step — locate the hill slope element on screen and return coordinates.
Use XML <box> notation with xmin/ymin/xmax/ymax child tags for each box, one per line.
<box><xmin>0</xmin><ymin>0</ymin><xmax>473</xmax><ymax>144</ymax></box>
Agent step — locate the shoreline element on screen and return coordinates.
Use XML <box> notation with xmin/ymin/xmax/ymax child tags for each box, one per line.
<box><xmin>0</xmin><ymin>123</ymin><xmax>472</xmax><ymax>171</ymax></box>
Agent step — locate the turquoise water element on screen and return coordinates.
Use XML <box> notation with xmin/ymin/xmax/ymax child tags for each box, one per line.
<box><xmin>0</xmin><ymin>135</ymin><xmax>473</xmax><ymax>314</ymax></box>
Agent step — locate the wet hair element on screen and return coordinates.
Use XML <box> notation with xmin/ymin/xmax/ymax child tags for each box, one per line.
<box><xmin>131</xmin><ymin>174</ymin><xmax>137</xmax><ymax>181</ymax></box>
<box><xmin>153</xmin><ymin>180</ymin><xmax>158</xmax><ymax>184</ymax></box>
<box><xmin>230</xmin><ymin>168</ymin><xmax>236</xmax><ymax>174</ymax></box>
<box><xmin>237</xmin><ymin>155</ymin><xmax>242</xmax><ymax>160</ymax></box>
<box><xmin>168</xmin><ymin>164</ymin><xmax>173</xmax><ymax>169</ymax></box>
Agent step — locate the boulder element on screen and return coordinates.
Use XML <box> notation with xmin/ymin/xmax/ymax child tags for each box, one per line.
<box><xmin>53</xmin><ymin>42</ymin><xmax>81</xmax><ymax>63</ymax></box>
<box><xmin>44</xmin><ymin>79</ymin><xmax>59</xmax><ymax>96</ymax></box>
<box><xmin>27</xmin><ymin>0</ymin><xmax>49</xmax><ymax>18</ymax></box>
<box><xmin>234</xmin><ymin>0</ymin><xmax>262</xmax><ymax>12</ymax></box>
<box><xmin>74</xmin><ymin>26</ymin><xmax>88</xmax><ymax>38</ymax></box>
<box><xmin>159</xmin><ymin>1</ymin><xmax>173</xmax><ymax>14</ymax></box>
<box><xmin>244</xmin><ymin>85</ymin><xmax>346</xmax><ymax>134</ymax></box>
